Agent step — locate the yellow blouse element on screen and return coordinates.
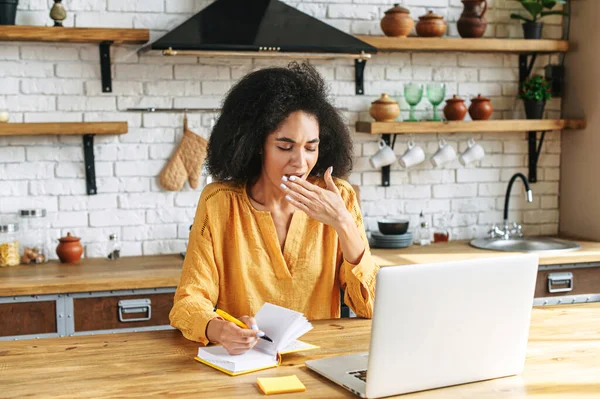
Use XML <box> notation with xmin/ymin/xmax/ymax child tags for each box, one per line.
<box><xmin>169</xmin><ymin>177</ymin><xmax>380</xmax><ymax>344</ymax></box>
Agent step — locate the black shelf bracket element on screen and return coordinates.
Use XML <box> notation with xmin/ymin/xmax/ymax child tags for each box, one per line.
<box><xmin>355</xmin><ymin>58</ymin><xmax>366</xmax><ymax>95</ymax></box>
<box><xmin>380</xmin><ymin>133</ymin><xmax>398</xmax><ymax>187</ymax></box>
<box><xmin>527</xmin><ymin>131</ymin><xmax>546</xmax><ymax>183</ymax></box>
<box><xmin>100</xmin><ymin>41</ymin><xmax>113</xmax><ymax>93</ymax></box>
<box><xmin>83</xmin><ymin>134</ymin><xmax>97</xmax><ymax>195</ymax></box>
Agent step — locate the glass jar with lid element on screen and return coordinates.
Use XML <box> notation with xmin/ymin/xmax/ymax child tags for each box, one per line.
<box><xmin>19</xmin><ymin>209</ymin><xmax>49</xmax><ymax>264</ymax></box>
<box><xmin>0</xmin><ymin>223</ymin><xmax>20</xmax><ymax>267</ymax></box>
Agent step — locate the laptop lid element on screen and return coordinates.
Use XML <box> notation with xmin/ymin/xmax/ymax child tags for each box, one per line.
<box><xmin>366</xmin><ymin>254</ymin><xmax>539</xmax><ymax>398</ymax></box>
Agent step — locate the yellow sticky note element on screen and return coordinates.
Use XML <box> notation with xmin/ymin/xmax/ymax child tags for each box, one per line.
<box><xmin>257</xmin><ymin>375</ymin><xmax>306</xmax><ymax>395</ymax></box>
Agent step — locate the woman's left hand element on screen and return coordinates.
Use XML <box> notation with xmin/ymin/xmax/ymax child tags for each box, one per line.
<box><xmin>281</xmin><ymin>167</ymin><xmax>352</xmax><ymax>230</ymax></box>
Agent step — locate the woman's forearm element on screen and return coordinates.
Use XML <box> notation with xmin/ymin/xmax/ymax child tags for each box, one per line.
<box><xmin>335</xmin><ymin>215</ymin><xmax>366</xmax><ymax>265</ymax></box>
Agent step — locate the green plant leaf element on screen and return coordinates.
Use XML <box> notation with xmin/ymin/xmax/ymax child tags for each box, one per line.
<box><xmin>540</xmin><ymin>10</ymin><xmax>569</xmax><ymax>17</ymax></box>
<box><xmin>510</xmin><ymin>13</ymin><xmax>534</xmax><ymax>22</ymax></box>
<box><xmin>541</xmin><ymin>0</ymin><xmax>557</xmax><ymax>9</ymax></box>
<box><xmin>522</xmin><ymin>1</ymin><xmax>544</xmax><ymax>18</ymax></box>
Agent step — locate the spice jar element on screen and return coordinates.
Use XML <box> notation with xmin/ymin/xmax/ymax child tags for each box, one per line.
<box><xmin>0</xmin><ymin>223</ymin><xmax>20</xmax><ymax>267</ymax></box>
<box><xmin>107</xmin><ymin>233</ymin><xmax>121</xmax><ymax>261</ymax></box>
<box><xmin>19</xmin><ymin>209</ymin><xmax>49</xmax><ymax>264</ymax></box>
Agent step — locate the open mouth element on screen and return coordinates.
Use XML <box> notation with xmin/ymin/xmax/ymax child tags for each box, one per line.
<box><xmin>285</xmin><ymin>173</ymin><xmax>306</xmax><ymax>179</ymax></box>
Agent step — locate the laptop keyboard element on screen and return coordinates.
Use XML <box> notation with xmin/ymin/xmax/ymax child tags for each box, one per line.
<box><xmin>348</xmin><ymin>369</ymin><xmax>367</xmax><ymax>382</ymax></box>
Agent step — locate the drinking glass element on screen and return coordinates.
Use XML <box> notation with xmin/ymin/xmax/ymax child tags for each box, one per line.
<box><xmin>403</xmin><ymin>83</ymin><xmax>423</xmax><ymax>122</ymax></box>
<box><xmin>426</xmin><ymin>83</ymin><xmax>446</xmax><ymax>122</ymax></box>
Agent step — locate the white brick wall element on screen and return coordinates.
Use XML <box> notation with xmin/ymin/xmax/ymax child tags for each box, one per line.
<box><xmin>0</xmin><ymin>0</ymin><xmax>565</xmax><ymax>257</ymax></box>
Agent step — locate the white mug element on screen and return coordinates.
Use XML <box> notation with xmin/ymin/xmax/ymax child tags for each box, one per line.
<box><xmin>398</xmin><ymin>139</ymin><xmax>425</xmax><ymax>169</ymax></box>
<box><xmin>430</xmin><ymin>139</ymin><xmax>457</xmax><ymax>168</ymax></box>
<box><xmin>369</xmin><ymin>139</ymin><xmax>397</xmax><ymax>169</ymax></box>
<box><xmin>459</xmin><ymin>138</ymin><xmax>486</xmax><ymax>166</ymax></box>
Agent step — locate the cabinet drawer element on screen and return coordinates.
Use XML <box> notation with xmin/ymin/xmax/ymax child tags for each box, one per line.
<box><xmin>73</xmin><ymin>293</ymin><xmax>174</xmax><ymax>332</ymax></box>
<box><xmin>0</xmin><ymin>300</ymin><xmax>57</xmax><ymax>337</ymax></box>
<box><xmin>535</xmin><ymin>267</ymin><xmax>600</xmax><ymax>298</ymax></box>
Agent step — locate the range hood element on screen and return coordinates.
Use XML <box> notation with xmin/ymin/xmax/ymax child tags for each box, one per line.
<box><xmin>150</xmin><ymin>0</ymin><xmax>377</xmax><ymax>58</ymax></box>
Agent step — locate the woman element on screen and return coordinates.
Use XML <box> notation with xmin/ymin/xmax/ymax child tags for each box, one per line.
<box><xmin>169</xmin><ymin>62</ymin><xmax>379</xmax><ymax>355</ymax></box>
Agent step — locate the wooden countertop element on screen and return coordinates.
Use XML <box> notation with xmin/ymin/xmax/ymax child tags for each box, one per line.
<box><xmin>1</xmin><ymin>240</ymin><xmax>599</xmax><ymax>297</ymax></box>
<box><xmin>2</xmin><ymin>304</ymin><xmax>599</xmax><ymax>398</ymax></box>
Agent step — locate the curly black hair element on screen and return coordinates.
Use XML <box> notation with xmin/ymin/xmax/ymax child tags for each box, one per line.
<box><xmin>206</xmin><ymin>62</ymin><xmax>353</xmax><ymax>184</ymax></box>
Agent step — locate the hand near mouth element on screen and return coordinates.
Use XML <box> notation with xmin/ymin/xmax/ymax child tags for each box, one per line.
<box><xmin>279</xmin><ymin>166</ymin><xmax>352</xmax><ymax>230</ymax></box>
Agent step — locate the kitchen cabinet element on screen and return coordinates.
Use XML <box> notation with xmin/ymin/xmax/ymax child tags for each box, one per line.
<box><xmin>533</xmin><ymin>262</ymin><xmax>600</xmax><ymax>305</ymax></box>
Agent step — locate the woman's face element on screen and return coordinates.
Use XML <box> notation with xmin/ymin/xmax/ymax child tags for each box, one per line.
<box><xmin>261</xmin><ymin>110</ymin><xmax>320</xmax><ymax>186</ymax></box>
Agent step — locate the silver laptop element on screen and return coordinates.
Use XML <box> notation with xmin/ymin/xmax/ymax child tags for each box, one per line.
<box><xmin>306</xmin><ymin>254</ymin><xmax>539</xmax><ymax>398</ymax></box>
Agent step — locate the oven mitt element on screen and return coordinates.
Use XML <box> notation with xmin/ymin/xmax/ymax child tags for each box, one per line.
<box><xmin>159</xmin><ymin>115</ymin><xmax>208</xmax><ymax>191</ymax></box>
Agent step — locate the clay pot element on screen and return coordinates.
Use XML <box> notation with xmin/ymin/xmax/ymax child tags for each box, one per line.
<box><xmin>380</xmin><ymin>4</ymin><xmax>414</xmax><ymax>38</ymax></box>
<box><xmin>457</xmin><ymin>0</ymin><xmax>488</xmax><ymax>38</ymax></box>
<box><xmin>56</xmin><ymin>232</ymin><xmax>83</xmax><ymax>263</ymax></box>
<box><xmin>370</xmin><ymin>93</ymin><xmax>400</xmax><ymax>122</ymax></box>
<box><xmin>444</xmin><ymin>95</ymin><xmax>468</xmax><ymax>121</ymax></box>
<box><xmin>416</xmin><ymin>10</ymin><xmax>447</xmax><ymax>38</ymax></box>
<box><xmin>469</xmin><ymin>94</ymin><xmax>493</xmax><ymax>120</ymax></box>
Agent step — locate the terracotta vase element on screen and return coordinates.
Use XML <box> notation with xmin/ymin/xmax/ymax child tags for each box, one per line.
<box><xmin>444</xmin><ymin>95</ymin><xmax>468</xmax><ymax>121</ymax></box>
<box><xmin>416</xmin><ymin>10</ymin><xmax>447</xmax><ymax>38</ymax></box>
<box><xmin>56</xmin><ymin>232</ymin><xmax>83</xmax><ymax>263</ymax></box>
<box><xmin>457</xmin><ymin>0</ymin><xmax>488</xmax><ymax>38</ymax></box>
<box><xmin>370</xmin><ymin>93</ymin><xmax>400</xmax><ymax>122</ymax></box>
<box><xmin>469</xmin><ymin>94</ymin><xmax>493</xmax><ymax>120</ymax></box>
<box><xmin>380</xmin><ymin>4</ymin><xmax>414</xmax><ymax>38</ymax></box>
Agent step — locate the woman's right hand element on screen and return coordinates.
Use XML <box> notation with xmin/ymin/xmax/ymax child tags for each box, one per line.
<box><xmin>206</xmin><ymin>317</ymin><xmax>262</xmax><ymax>355</ymax></box>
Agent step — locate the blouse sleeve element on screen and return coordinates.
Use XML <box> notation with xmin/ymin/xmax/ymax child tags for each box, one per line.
<box><xmin>169</xmin><ymin>189</ymin><xmax>220</xmax><ymax>345</ymax></box>
<box><xmin>337</xmin><ymin>182</ymin><xmax>380</xmax><ymax>319</ymax></box>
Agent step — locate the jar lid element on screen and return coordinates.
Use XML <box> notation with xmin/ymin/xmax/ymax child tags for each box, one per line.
<box><xmin>59</xmin><ymin>232</ymin><xmax>81</xmax><ymax>243</ymax></box>
<box><xmin>0</xmin><ymin>223</ymin><xmax>18</xmax><ymax>233</ymax></box>
<box><xmin>471</xmin><ymin>94</ymin><xmax>490</xmax><ymax>102</ymax></box>
<box><xmin>372</xmin><ymin>93</ymin><xmax>398</xmax><ymax>105</ymax></box>
<box><xmin>20</xmin><ymin>209</ymin><xmax>47</xmax><ymax>217</ymax></box>
<box><xmin>109</xmin><ymin>233</ymin><xmax>119</xmax><ymax>240</ymax></box>
<box><xmin>446</xmin><ymin>95</ymin><xmax>465</xmax><ymax>103</ymax></box>
<box><xmin>384</xmin><ymin>3</ymin><xmax>410</xmax><ymax>14</ymax></box>
<box><xmin>419</xmin><ymin>10</ymin><xmax>444</xmax><ymax>20</ymax></box>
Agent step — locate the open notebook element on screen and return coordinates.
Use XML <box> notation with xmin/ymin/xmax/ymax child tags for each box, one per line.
<box><xmin>195</xmin><ymin>303</ymin><xmax>318</xmax><ymax>376</ymax></box>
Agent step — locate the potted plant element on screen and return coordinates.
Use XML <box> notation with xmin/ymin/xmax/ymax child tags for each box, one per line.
<box><xmin>519</xmin><ymin>74</ymin><xmax>551</xmax><ymax>119</ymax></box>
<box><xmin>510</xmin><ymin>0</ymin><xmax>569</xmax><ymax>39</ymax></box>
<box><xmin>0</xmin><ymin>0</ymin><xmax>19</xmax><ymax>25</ymax></box>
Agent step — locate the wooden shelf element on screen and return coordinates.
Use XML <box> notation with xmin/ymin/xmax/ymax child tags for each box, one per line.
<box><xmin>0</xmin><ymin>26</ymin><xmax>149</xmax><ymax>44</ymax></box>
<box><xmin>355</xmin><ymin>36</ymin><xmax>569</xmax><ymax>53</ymax></box>
<box><xmin>0</xmin><ymin>122</ymin><xmax>128</xmax><ymax>136</ymax></box>
<box><xmin>356</xmin><ymin>119</ymin><xmax>586</xmax><ymax>134</ymax></box>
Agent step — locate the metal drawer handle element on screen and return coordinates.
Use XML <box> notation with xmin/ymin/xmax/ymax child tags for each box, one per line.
<box><xmin>548</xmin><ymin>272</ymin><xmax>574</xmax><ymax>293</ymax></box>
<box><xmin>118</xmin><ymin>299</ymin><xmax>152</xmax><ymax>322</ymax></box>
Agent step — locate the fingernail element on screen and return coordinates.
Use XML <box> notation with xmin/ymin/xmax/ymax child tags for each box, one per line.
<box><xmin>251</xmin><ymin>324</ymin><xmax>259</xmax><ymax>331</ymax></box>
<box><xmin>329</xmin><ymin>166</ymin><xmax>333</xmax><ymax>174</ymax></box>
<box><xmin>285</xmin><ymin>195</ymin><xmax>292</xmax><ymax>201</ymax></box>
<box><xmin>256</xmin><ymin>331</ymin><xmax>265</xmax><ymax>338</ymax></box>
<box><xmin>280</xmin><ymin>183</ymin><xmax>287</xmax><ymax>190</ymax></box>
<box><xmin>289</xmin><ymin>175</ymin><xmax>296</xmax><ymax>181</ymax></box>
<box><xmin>281</xmin><ymin>176</ymin><xmax>288</xmax><ymax>182</ymax></box>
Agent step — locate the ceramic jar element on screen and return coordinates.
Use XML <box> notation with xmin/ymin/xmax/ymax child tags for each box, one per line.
<box><xmin>469</xmin><ymin>94</ymin><xmax>493</xmax><ymax>120</ymax></box>
<box><xmin>380</xmin><ymin>4</ymin><xmax>414</xmax><ymax>38</ymax></box>
<box><xmin>457</xmin><ymin>0</ymin><xmax>488</xmax><ymax>38</ymax></box>
<box><xmin>444</xmin><ymin>95</ymin><xmax>468</xmax><ymax>121</ymax></box>
<box><xmin>416</xmin><ymin>10</ymin><xmax>447</xmax><ymax>38</ymax></box>
<box><xmin>370</xmin><ymin>93</ymin><xmax>400</xmax><ymax>122</ymax></box>
<box><xmin>56</xmin><ymin>232</ymin><xmax>83</xmax><ymax>263</ymax></box>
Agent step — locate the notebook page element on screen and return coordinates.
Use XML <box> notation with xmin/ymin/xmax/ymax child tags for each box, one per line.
<box><xmin>254</xmin><ymin>303</ymin><xmax>306</xmax><ymax>355</ymax></box>
<box><xmin>280</xmin><ymin>315</ymin><xmax>313</xmax><ymax>349</ymax></box>
<box><xmin>197</xmin><ymin>346</ymin><xmax>277</xmax><ymax>373</ymax></box>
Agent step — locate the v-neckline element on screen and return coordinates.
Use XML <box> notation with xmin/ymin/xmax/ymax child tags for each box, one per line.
<box><xmin>243</xmin><ymin>182</ymin><xmax>303</xmax><ymax>279</ymax></box>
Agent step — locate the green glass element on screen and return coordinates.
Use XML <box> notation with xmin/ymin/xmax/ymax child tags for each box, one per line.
<box><xmin>426</xmin><ymin>83</ymin><xmax>446</xmax><ymax>122</ymax></box>
<box><xmin>403</xmin><ymin>83</ymin><xmax>423</xmax><ymax>122</ymax></box>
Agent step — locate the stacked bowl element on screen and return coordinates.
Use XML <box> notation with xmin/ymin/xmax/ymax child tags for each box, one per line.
<box><xmin>370</xmin><ymin>218</ymin><xmax>413</xmax><ymax>249</ymax></box>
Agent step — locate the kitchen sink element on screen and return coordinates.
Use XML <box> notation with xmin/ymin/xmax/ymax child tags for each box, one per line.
<box><xmin>469</xmin><ymin>237</ymin><xmax>581</xmax><ymax>254</ymax></box>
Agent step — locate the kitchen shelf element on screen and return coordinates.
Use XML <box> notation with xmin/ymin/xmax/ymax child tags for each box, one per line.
<box><xmin>0</xmin><ymin>122</ymin><xmax>128</xmax><ymax>136</ymax></box>
<box><xmin>0</xmin><ymin>26</ymin><xmax>150</xmax><ymax>93</ymax></box>
<box><xmin>355</xmin><ymin>36</ymin><xmax>569</xmax><ymax>53</ymax></box>
<box><xmin>356</xmin><ymin>119</ymin><xmax>586</xmax><ymax>134</ymax></box>
<box><xmin>0</xmin><ymin>122</ymin><xmax>128</xmax><ymax>196</ymax></box>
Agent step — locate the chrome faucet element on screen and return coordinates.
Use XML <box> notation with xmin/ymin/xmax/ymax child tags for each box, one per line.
<box><xmin>488</xmin><ymin>173</ymin><xmax>533</xmax><ymax>240</ymax></box>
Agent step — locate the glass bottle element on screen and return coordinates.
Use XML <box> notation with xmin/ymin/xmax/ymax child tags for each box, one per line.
<box><xmin>18</xmin><ymin>209</ymin><xmax>49</xmax><ymax>264</ymax></box>
<box><xmin>107</xmin><ymin>233</ymin><xmax>121</xmax><ymax>260</ymax></box>
<box><xmin>417</xmin><ymin>211</ymin><xmax>432</xmax><ymax>246</ymax></box>
<box><xmin>434</xmin><ymin>213</ymin><xmax>450</xmax><ymax>243</ymax></box>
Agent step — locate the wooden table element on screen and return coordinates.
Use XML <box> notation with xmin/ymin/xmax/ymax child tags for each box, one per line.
<box><xmin>2</xmin><ymin>240</ymin><xmax>600</xmax><ymax>297</ymax></box>
<box><xmin>1</xmin><ymin>304</ymin><xmax>599</xmax><ymax>398</ymax></box>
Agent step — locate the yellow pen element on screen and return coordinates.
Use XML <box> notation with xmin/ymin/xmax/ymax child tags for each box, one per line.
<box><xmin>215</xmin><ymin>308</ymin><xmax>274</xmax><ymax>343</ymax></box>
